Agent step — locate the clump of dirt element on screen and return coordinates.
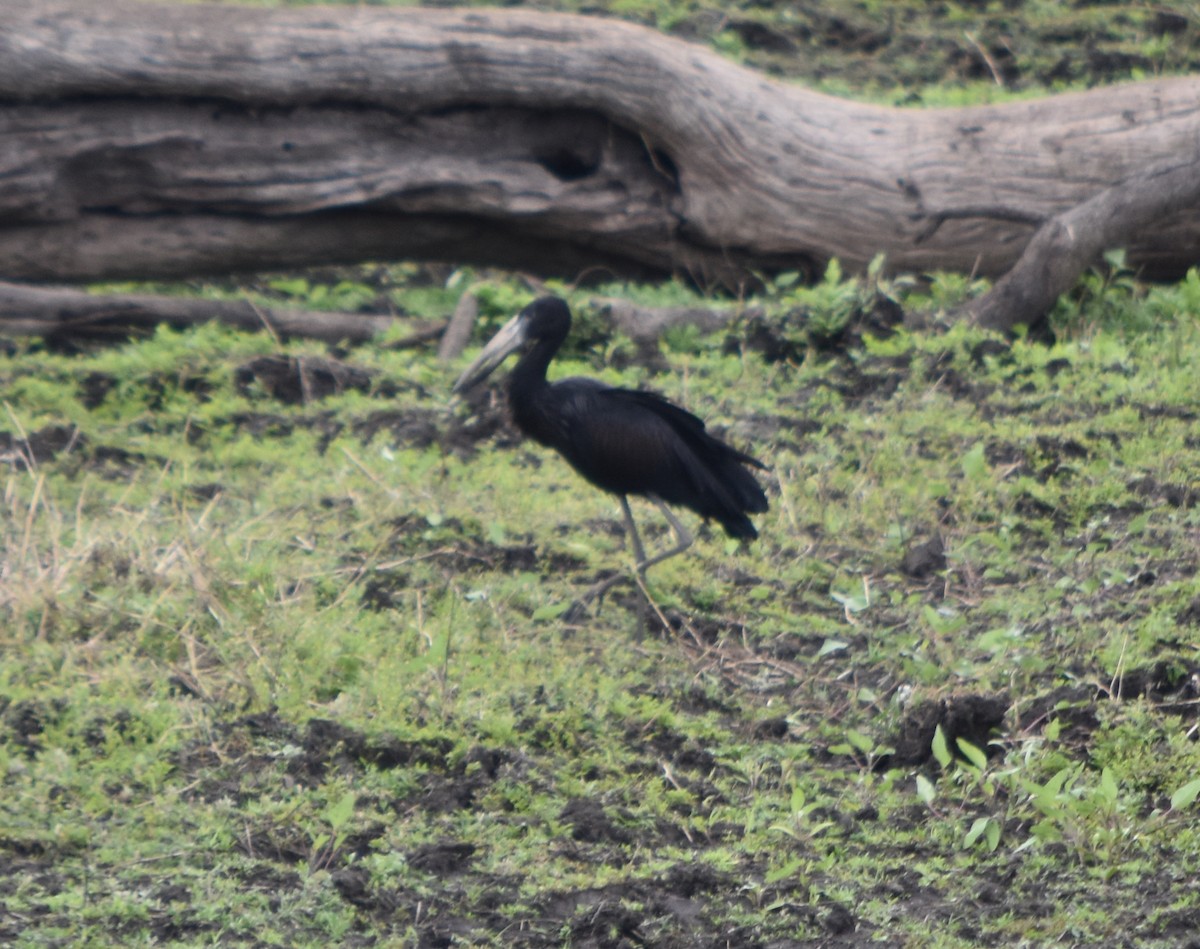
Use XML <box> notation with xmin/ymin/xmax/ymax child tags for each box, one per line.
<box><xmin>900</xmin><ymin>534</ymin><xmax>946</xmax><ymax>580</ymax></box>
<box><xmin>157</xmin><ymin>705</ymin><xmax>780</xmax><ymax>944</ymax></box>
<box><xmin>1110</xmin><ymin>659</ymin><xmax>1200</xmax><ymax>714</ymax></box>
<box><xmin>723</xmin><ymin>293</ymin><xmax>902</xmax><ymax>365</ymax></box>
<box><xmin>1129</xmin><ymin>475</ymin><xmax>1198</xmax><ymax>509</ymax></box>
<box><xmin>174</xmin><ymin>710</ymin><xmax>454</xmax><ymax>803</ymax></box>
<box><xmin>0</xmin><ymin>424</ymin><xmax>86</xmax><ymax>468</ymax></box>
<box><xmin>969</xmin><ymin>339</ymin><xmax>1013</xmax><ymax>366</ymax></box>
<box><xmin>1176</xmin><ymin>596</ymin><xmax>1200</xmax><ymax>628</ymax></box>
<box><xmin>353</xmin><ymin>408</ymin><xmax>442</xmax><ymax>449</ymax></box>
<box><xmin>89</xmin><ymin>444</ymin><xmax>154</xmax><ymax>481</ymax></box>
<box><xmin>533</xmin><ymin>859</ymin><xmax>751</xmax><ymax>947</ymax></box>
<box><xmin>75</xmin><ymin>369</ymin><xmax>215</xmax><ymax>412</ymax></box>
<box><xmin>234</xmin><ymin>355</ymin><xmax>373</xmax><ymax>404</ymax></box>
<box><xmin>725</xmin><ymin>310</ymin><xmax>806</xmax><ymax>364</ymax></box>
<box><xmin>407</xmin><ymin>840</ymin><xmax>476</xmax><ymax>874</ymax></box>
<box><xmin>1</xmin><ymin>698</ymin><xmax>53</xmax><ymax>755</ymax></box>
<box><xmin>294</xmin><ymin>716</ymin><xmax>452</xmax><ymax>780</ymax></box>
<box><xmin>561</xmin><ymin>797</ymin><xmax>634</xmax><ymax>845</ymax></box>
<box><xmin>0</xmin><ymin>423</ymin><xmax>159</xmax><ymax>480</ymax></box>
<box><xmin>833</xmin><ymin>362</ymin><xmax>906</xmax><ymax>404</ymax></box>
<box><xmin>82</xmin><ymin>708</ymin><xmax>139</xmax><ymax>748</ymax></box>
<box><xmin>80</xmin><ymin>371</ymin><xmax>118</xmax><ymax>409</ymax></box>
<box><xmin>347</xmin><ymin>393</ymin><xmax>542</xmax><ymax>464</ymax></box>
<box><xmin>200</xmin><ymin>409</ymin><xmax>344</xmax><ymax>455</ymax></box>
<box><xmin>650</xmin><ymin>608</ymin><xmax>755</xmax><ymax>648</ymax></box>
<box><xmin>886</xmin><ymin>693</ymin><xmax>1010</xmax><ymax>767</ymax></box>
<box><xmin>1017</xmin><ymin>684</ymin><xmax>1101</xmax><ymax>750</ymax></box>
<box><xmin>752</xmin><ymin>717</ymin><xmax>790</xmax><ymax>740</ymax></box>
<box><xmin>812</xmin><ymin>292</ymin><xmax>905</xmax><ymax>351</ymax></box>
<box><xmin>357</xmin><ymin>512</ymin><xmax>588</xmax><ymax>611</ymax></box>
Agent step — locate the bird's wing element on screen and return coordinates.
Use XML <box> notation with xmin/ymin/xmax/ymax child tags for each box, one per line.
<box><xmin>536</xmin><ymin>380</ymin><xmax>766</xmax><ymax>536</ymax></box>
<box><xmin>540</xmin><ymin>381</ymin><xmax>682</xmax><ymax>491</ymax></box>
<box><xmin>605</xmin><ymin>388</ymin><xmax>767</xmax><ymax>470</ymax></box>
<box><xmin>609</xmin><ymin>388</ymin><xmax>770</xmax><ymax>521</ymax></box>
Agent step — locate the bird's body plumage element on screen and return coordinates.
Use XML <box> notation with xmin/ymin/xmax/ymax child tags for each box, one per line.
<box><xmin>514</xmin><ymin>377</ymin><xmax>766</xmax><ymax>538</ymax></box>
<box><xmin>453</xmin><ymin>296</ymin><xmax>767</xmax><ymax>594</ymax></box>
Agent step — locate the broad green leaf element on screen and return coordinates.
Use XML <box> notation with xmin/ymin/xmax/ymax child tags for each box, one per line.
<box><xmin>325</xmin><ymin>789</ymin><xmax>357</xmax><ymax>830</ymax></box>
<box><xmin>931</xmin><ymin>726</ymin><xmax>952</xmax><ymax>768</ymax></box>
<box><xmin>845</xmin><ymin>729</ymin><xmax>875</xmax><ymax>754</ymax></box>
<box><xmin>961</xmin><ymin>442</ymin><xmax>989</xmax><ymax>482</ymax></box>
<box><xmin>532</xmin><ymin>601</ymin><xmax>572</xmax><ymax>621</ymax></box>
<box><xmin>1098</xmin><ymin>767</ymin><xmax>1119</xmax><ymax>803</ymax></box>
<box><xmin>964</xmin><ymin>817</ymin><xmax>990</xmax><ymax>848</ymax></box>
<box><xmin>956</xmin><ymin>738</ymin><xmax>988</xmax><ymax>771</ymax></box>
<box><xmin>985</xmin><ymin>819</ymin><xmax>1001</xmax><ymax>851</ymax></box>
<box><xmin>765</xmin><ymin>857</ymin><xmax>806</xmax><ymax>884</ymax></box>
<box><xmin>1170</xmin><ymin>777</ymin><xmax>1200</xmax><ymax>811</ymax></box>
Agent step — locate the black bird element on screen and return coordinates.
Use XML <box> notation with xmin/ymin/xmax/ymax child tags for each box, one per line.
<box><xmin>453</xmin><ymin>297</ymin><xmax>768</xmax><ymax>597</ymax></box>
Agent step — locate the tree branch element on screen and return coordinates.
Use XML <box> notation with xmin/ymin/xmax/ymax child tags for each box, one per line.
<box><xmin>962</xmin><ymin>151</ymin><xmax>1200</xmax><ymax>332</ymax></box>
<box><xmin>0</xmin><ymin>281</ymin><xmax>401</xmax><ymax>342</ymax></box>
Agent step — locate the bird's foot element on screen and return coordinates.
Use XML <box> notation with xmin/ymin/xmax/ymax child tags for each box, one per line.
<box><xmin>561</xmin><ymin>598</ymin><xmax>591</xmax><ymax>624</ymax></box>
<box><xmin>563</xmin><ymin>572</ymin><xmax>633</xmax><ymax>623</ymax></box>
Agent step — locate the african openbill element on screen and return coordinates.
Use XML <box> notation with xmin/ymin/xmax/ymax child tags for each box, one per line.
<box><xmin>453</xmin><ymin>296</ymin><xmax>768</xmax><ymax>600</ymax></box>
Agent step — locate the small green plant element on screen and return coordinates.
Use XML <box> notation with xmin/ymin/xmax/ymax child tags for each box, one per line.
<box><xmin>267</xmin><ymin>276</ymin><xmax>377</xmax><ymax>311</ymax></box>
<box><xmin>916</xmin><ymin>717</ymin><xmax>1200</xmax><ymax>870</ymax></box>
<box><xmin>1051</xmin><ymin>249</ymin><xmax>1150</xmax><ymax>337</ymax></box>
<box><xmin>769</xmin><ymin>784</ymin><xmax>835</xmax><ymax>843</ymax></box>
<box><xmin>308</xmin><ymin>788</ymin><xmax>359</xmax><ymax>872</ymax></box>
<box><xmin>1022</xmin><ymin>764</ymin><xmax>1136</xmax><ymax>869</ymax></box>
<box><xmin>828</xmin><ymin>728</ymin><xmax>893</xmax><ymax>771</ymax></box>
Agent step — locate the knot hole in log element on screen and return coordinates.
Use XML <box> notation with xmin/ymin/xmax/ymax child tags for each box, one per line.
<box><xmin>527</xmin><ymin>111</ymin><xmax>680</xmax><ymax>195</ymax></box>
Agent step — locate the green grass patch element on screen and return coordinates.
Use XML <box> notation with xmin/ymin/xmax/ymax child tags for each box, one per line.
<box><xmin>5</xmin><ymin>1</ymin><xmax>1200</xmax><ymax>943</ymax></box>
<box><xmin>3</xmin><ymin>269</ymin><xmax>1200</xmax><ymax>944</ymax></box>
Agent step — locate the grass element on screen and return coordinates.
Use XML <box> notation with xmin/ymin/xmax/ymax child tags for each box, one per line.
<box><xmin>3</xmin><ymin>268</ymin><xmax>1200</xmax><ymax>944</ymax></box>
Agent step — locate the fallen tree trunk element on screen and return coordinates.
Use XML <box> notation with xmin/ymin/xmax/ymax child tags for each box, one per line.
<box><xmin>2</xmin><ymin>1</ymin><xmax>1200</xmax><ymax>299</ymax></box>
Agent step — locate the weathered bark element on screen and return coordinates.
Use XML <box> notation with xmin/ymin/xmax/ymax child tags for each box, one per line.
<box><xmin>437</xmin><ymin>291</ymin><xmax>479</xmax><ymax>363</ymax></box>
<box><xmin>2</xmin><ymin>2</ymin><xmax>1200</xmax><ymax>316</ymax></box>
<box><xmin>593</xmin><ymin>298</ymin><xmax>751</xmax><ymax>342</ymax></box>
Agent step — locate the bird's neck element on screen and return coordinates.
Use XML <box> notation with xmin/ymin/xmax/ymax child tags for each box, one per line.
<box><xmin>506</xmin><ymin>342</ymin><xmax>557</xmax><ymax>442</ymax></box>
<box><xmin>507</xmin><ymin>337</ymin><xmax>560</xmax><ymax>397</ymax></box>
<box><xmin>508</xmin><ymin>355</ymin><xmax>549</xmax><ymax>395</ymax></box>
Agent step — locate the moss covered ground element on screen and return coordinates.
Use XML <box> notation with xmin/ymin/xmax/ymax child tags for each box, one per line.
<box><xmin>3</xmin><ymin>1</ymin><xmax>1200</xmax><ymax>946</ymax></box>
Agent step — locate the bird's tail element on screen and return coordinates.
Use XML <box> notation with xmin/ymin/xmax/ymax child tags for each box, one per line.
<box><xmin>713</xmin><ymin>455</ymin><xmax>769</xmax><ymax>539</ymax></box>
<box><xmin>681</xmin><ymin>442</ymin><xmax>769</xmax><ymax>540</ymax></box>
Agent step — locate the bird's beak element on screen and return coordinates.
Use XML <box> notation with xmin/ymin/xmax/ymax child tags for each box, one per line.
<box><xmin>452</xmin><ymin>312</ymin><xmax>529</xmax><ymax>393</ymax></box>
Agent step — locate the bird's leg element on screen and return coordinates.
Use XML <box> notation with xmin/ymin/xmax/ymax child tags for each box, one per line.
<box><xmin>619</xmin><ymin>495</ymin><xmax>648</xmax><ymax>566</ymax></box>
<box><xmin>565</xmin><ymin>497</ymin><xmax>642</xmax><ymax>617</ymax></box>
<box><xmin>563</xmin><ymin>497</ymin><xmax>694</xmax><ymax>623</ymax></box>
<box><xmin>634</xmin><ymin>496</ymin><xmax>694</xmax><ymax>576</ymax></box>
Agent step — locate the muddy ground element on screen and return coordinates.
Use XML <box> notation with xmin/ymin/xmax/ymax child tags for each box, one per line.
<box><xmin>4</xmin><ymin>315</ymin><xmax>1200</xmax><ymax>945</ymax></box>
<box><xmin>4</xmin><ymin>0</ymin><xmax>1200</xmax><ymax>945</ymax></box>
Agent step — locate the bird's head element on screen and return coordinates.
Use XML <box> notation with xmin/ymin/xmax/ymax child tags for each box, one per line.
<box><xmin>452</xmin><ymin>296</ymin><xmax>572</xmax><ymax>393</ymax></box>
